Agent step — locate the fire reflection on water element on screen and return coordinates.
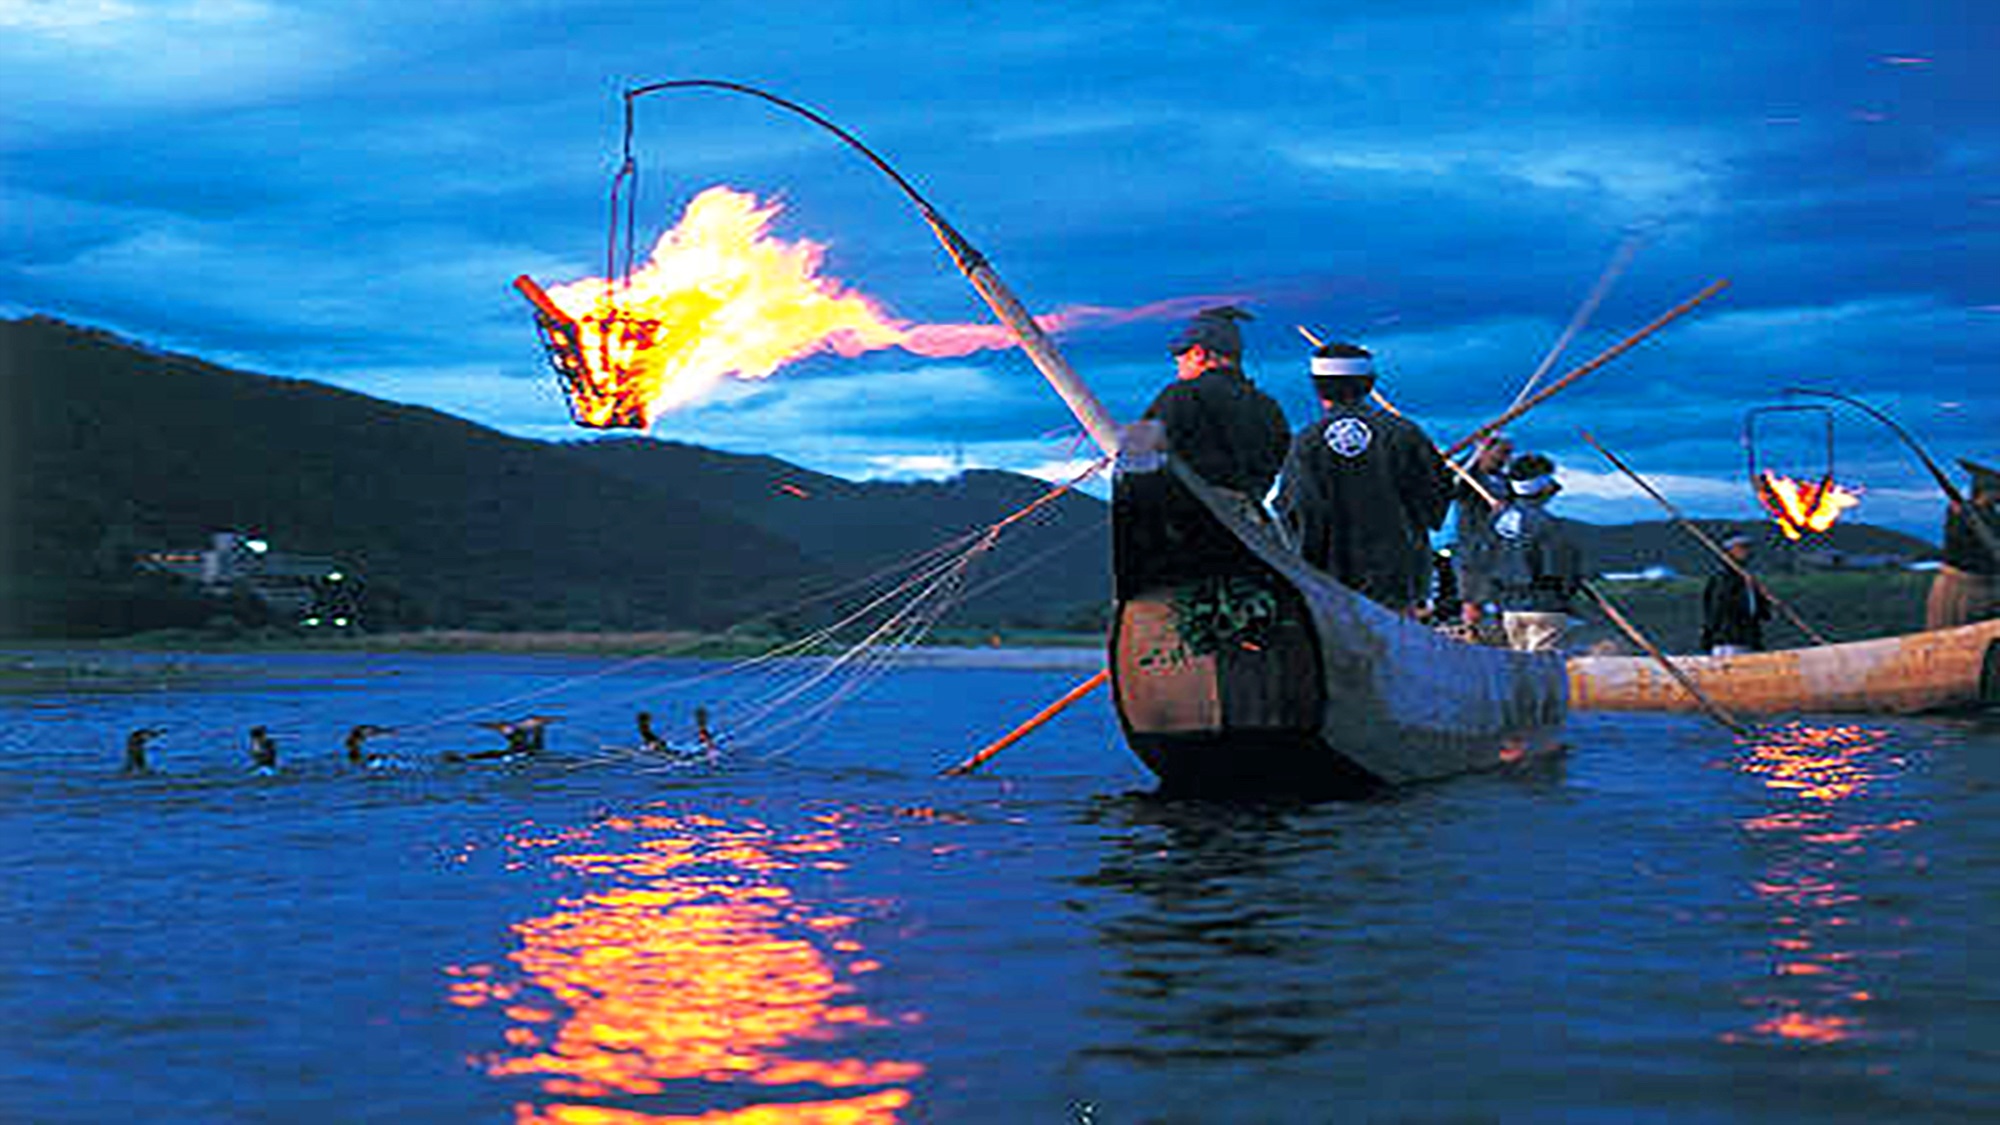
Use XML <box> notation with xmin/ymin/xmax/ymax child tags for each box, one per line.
<box><xmin>445</xmin><ymin>810</ymin><xmax>920</xmax><ymax>1123</ymax></box>
<box><xmin>1726</xmin><ymin>722</ymin><xmax>1916</xmax><ymax>1049</ymax></box>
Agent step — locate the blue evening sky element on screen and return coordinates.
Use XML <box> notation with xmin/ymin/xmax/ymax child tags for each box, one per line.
<box><xmin>4</xmin><ymin>1</ymin><xmax>1994</xmax><ymax>536</ymax></box>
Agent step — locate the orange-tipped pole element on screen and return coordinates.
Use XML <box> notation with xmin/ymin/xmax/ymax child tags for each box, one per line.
<box><xmin>513</xmin><ymin>274</ymin><xmax>581</xmax><ymax>333</ymax></box>
<box><xmin>942</xmin><ymin>668</ymin><xmax>1110</xmax><ymax>776</ymax></box>
<box><xmin>1446</xmin><ymin>279</ymin><xmax>1731</xmax><ymax>458</ymax></box>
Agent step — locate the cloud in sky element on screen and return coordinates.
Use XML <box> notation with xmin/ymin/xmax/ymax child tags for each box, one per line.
<box><xmin>3</xmin><ymin>0</ymin><xmax>1995</xmax><ymax>537</ymax></box>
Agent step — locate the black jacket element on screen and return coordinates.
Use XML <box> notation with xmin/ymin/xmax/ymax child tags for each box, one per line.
<box><xmin>1489</xmin><ymin>499</ymin><xmax>1582</xmax><ymax>613</ymax></box>
<box><xmin>1274</xmin><ymin>401</ymin><xmax>1451</xmax><ymax>609</ymax></box>
<box><xmin>1112</xmin><ymin>365</ymin><xmax>1290</xmax><ymax>596</ymax></box>
<box><xmin>1942</xmin><ymin>499</ymin><xmax>2000</xmax><ymax>575</ymax></box>
<box><xmin>1700</xmin><ymin>567</ymin><xmax>1772</xmax><ymax>651</ymax></box>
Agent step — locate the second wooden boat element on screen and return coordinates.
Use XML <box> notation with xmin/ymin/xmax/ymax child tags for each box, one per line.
<box><xmin>1567</xmin><ymin>618</ymin><xmax>2000</xmax><ymax>715</ymax></box>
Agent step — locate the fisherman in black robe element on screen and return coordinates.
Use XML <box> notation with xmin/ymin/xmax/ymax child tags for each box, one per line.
<box><xmin>1700</xmin><ymin>532</ymin><xmax>1772</xmax><ymax>655</ymax></box>
<box><xmin>1273</xmin><ymin>342</ymin><xmax>1451</xmax><ymax>611</ymax></box>
<box><xmin>1113</xmin><ymin>306</ymin><xmax>1290</xmax><ymax>597</ymax></box>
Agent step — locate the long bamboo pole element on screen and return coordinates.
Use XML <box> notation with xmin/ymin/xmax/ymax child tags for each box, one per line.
<box><xmin>1444</xmin><ymin>279</ymin><xmax>1731</xmax><ymax>458</ymax></box>
<box><xmin>623</xmin><ymin>79</ymin><xmax>1124</xmax><ymax>457</ymax></box>
<box><xmin>1581</xmin><ymin>580</ymin><xmax>1748</xmax><ymax>734</ymax></box>
<box><xmin>1509</xmin><ymin>234</ymin><xmax>1644</xmax><ymax>412</ymax></box>
<box><xmin>1783</xmin><ymin>387</ymin><xmax>2000</xmax><ymax>563</ymax></box>
<box><xmin>1578</xmin><ymin>429</ymin><xmax>1830</xmax><ymax>646</ymax></box>
<box><xmin>942</xmin><ymin>668</ymin><xmax>1111</xmax><ymax>776</ymax></box>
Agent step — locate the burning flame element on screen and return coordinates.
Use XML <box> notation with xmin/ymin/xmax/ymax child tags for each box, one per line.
<box><xmin>519</xmin><ymin>186</ymin><xmax>1237</xmax><ymax>429</ymax></box>
<box><xmin>1755</xmin><ymin>471</ymin><xmax>1862</xmax><ymax>540</ymax></box>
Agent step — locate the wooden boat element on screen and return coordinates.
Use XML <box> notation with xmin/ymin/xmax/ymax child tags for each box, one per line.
<box><xmin>1567</xmin><ymin>618</ymin><xmax>2000</xmax><ymax>715</ymax></box>
<box><xmin>1109</xmin><ymin>462</ymin><xmax>1568</xmax><ymax>796</ymax></box>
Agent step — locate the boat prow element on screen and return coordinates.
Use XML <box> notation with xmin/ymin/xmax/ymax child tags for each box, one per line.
<box><xmin>1110</xmin><ymin>463</ymin><xmax>1568</xmax><ymax>797</ymax></box>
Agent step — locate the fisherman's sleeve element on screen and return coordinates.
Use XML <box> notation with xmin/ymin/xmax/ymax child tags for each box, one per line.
<box><xmin>1273</xmin><ymin>433</ymin><xmax>1317</xmax><ymax>550</ymax></box>
<box><xmin>1254</xmin><ymin>395</ymin><xmax>1291</xmax><ymax>496</ymax></box>
<box><xmin>1406</xmin><ymin>425</ymin><xmax>1454</xmax><ymax>531</ymax></box>
<box><xmin>1552</xmin><ymin>520</ymin><xmax>1585</xmax><ymax>593</ymax></box>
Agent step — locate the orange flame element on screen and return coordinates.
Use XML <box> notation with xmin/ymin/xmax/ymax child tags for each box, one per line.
<box><xmin>1755</xmin><ymin>471</ymin><xmax>1862</xmax><ymax>540</ymax></box>
<box><xmin>525</xmin><ymin>186</ymin><xmax>1238</xmax><ymax>429</ymax></box>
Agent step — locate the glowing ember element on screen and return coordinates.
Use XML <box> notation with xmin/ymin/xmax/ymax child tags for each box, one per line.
<box><xmin>520</xmin><ymin>185</ymin><xmax>1237</xmax><ymax>429</ymax></box>
<box><xmin>1755</xmin><ymin>471</ymin><xmax>1862</xmax><ymax>540</ymax></box>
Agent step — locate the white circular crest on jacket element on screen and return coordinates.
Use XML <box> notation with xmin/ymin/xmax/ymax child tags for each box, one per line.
<box><xmin>1324</xmin><ymin>416</ymin><xmax>1373</xmax><ymax>458</ymax></box>
<box><xmin>1494</xmin><ymin>508</ymin><xmax>1526</xmax><ymax>540</ymax></box>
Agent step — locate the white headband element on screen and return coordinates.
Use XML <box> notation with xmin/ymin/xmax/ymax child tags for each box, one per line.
<box><xmin>1511</xmin><ymin>474</ymin><xmax>1556</xmax><ymax>496</ymax></box>
<box><xmin>1310</xmin><ymin>355</ymin><xmax>1374</xmax><ymax>377</ymax></box>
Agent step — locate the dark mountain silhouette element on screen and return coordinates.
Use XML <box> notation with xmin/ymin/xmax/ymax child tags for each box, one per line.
<box><xmin>0</xmin><ymin>314</ymin><xmax>1935</xmax><ymax>640</ymax></box>
<box><xmin>0</xmin><ymin>316</ymin><xmax>1108</xmax><ymax>637</ymax></box>
<box><xmin>1576</xmin><ymin>518</ymin><xmax>1932</xmax><ymax>575</ymax></box>
<box><xmin>558</xmin><ymin>438</ymin><xmax>1109</xmax><ymax>628</ymax></box>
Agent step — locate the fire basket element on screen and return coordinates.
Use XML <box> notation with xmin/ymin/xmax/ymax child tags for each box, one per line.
<box><xmin>512</xmin><ymin>274</ymin><xmax>649</xmax><ymax>430</ymax></box>
<box><xmin>1744</xmin><ymin>403</ymin><xmax>1857</xmax><ymax>539</ymax></box>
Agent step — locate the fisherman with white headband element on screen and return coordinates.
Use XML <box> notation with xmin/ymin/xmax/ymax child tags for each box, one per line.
<box><xmin>1489</xmin><ymin>452</ymin><xmax>1584</xmax><ymax>653</ymax></box>
<box><xmin>1273</xmin><ymin>341</ymin><xmax>1451</xmax><ymax>612</ymax></box>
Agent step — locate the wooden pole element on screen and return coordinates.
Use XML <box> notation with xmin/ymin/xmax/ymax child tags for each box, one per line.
<box><xmin>1445</xmin><ymin>279</ymin><xmax>1731</xmax><ymax>458</ymax></box>
<box><xmin>1509</xmin><ymin>234</ymin><xmax>1643</xmax><ymax>411</ymax></box>
<box><xmin>1783</xmin><ymin>387</ymin><xmax>2000</xmax><ymax>563</ymax></box>
<box><xmin>922</xmin><ymin>214</ymin><xmax>1123</xmax><ymax>457</ymax></box>
<box><xmin>1581</xmin><ymin>580</ymin><xmax>1748</xmax><ymax>734</ymax></box>
<box><xmin>513</xmin><ymin>274</ymin><xmax>581</xmax><ymax>333</ymax></box>
<box><xmin>942</xmin><ymin>668</ymin><xmax>1110</xmax><ymax>776</ymax></box>
<box><xmin>1578</xmin><ymin>429</ymin><xmax>1831</xmax><ymax>646</ymax></box>
<box><xmin>620</xmin><ymin>80</ymin><xmax>1125</xmax><ymax>458</ymax></box>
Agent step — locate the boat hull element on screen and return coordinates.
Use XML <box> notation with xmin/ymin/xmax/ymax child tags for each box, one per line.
<box><xmin>1567</xmin><ymin>619</ymin><xmax>2000</xmax><ymax>715</ymax></box>
<box><xmin>1110</xmin><ymin>463</ymin><xmax>1568</xmax><ymax>796</ymax></box>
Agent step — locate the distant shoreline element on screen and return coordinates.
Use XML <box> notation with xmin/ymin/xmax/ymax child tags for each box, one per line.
<box><xmin>3</xmin><ymin>629</ymin><xmax>1106</xmax><ymax>663</ymax></box>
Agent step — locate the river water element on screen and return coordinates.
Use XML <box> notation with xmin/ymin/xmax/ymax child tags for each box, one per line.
<box><xmin>3</xmin><ymin>650</ymin><xmax>1997</xmax><ymax>1124</ymax></box>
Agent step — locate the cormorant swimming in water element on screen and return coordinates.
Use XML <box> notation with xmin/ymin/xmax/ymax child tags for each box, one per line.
<box><xmin>636</xmin><ymin>710</ymin><xmax>667</xmax><ymax>754</ymax></box>
<box><xmin>694</xmin><ymin>707</ymin><xmax>721</xmax><ymax>759</ymax></box>
<box><xmin>122</xmin><ymin>727</ymin><xmax>165</xmax><ymax>774</ymax></box>
<box><xmin>248</xmin><ymin>725</ymin><xmax>279</xmax><ymax>773</ymax></box>
<box><xmin>344</xmin><ymin>724</ymin><xmax>396</xmax><ymax>767</ymax></box>
<box><xmin>448</xmin><ymin>715</ymin><xmax>558</xmax><ymax>762</ymax></box>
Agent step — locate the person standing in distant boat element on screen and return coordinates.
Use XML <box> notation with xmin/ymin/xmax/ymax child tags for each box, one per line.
<box><xmin>1113</xmin><ymin>306</ymin><xmax>1291</xmax><ymax>597</ymax></box>
<box><xmin>1273</xmin><ymin>342</ymin><xmax>1452</xmax><ymax>612</ymax></box>
<box><xmin>1926</xmin><ymin>459</ymin><xmax>2000</xmax><ymax>630</ymax></box>
<box><xmin>1700</xmin><ymin>533</ymin><xmax>1772</xmax><ymax>656</ymax></box>
<box><xmin>1490</xmin><ymin>453</ymin><xmax>1584</xmax><ymax>652</ymax></box>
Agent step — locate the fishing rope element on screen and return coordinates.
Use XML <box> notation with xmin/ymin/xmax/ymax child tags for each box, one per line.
<box><xmin>127</xmin><ymin>456</ymin><xmax>1108</xmax><ymax>770</ymax></box>
<box><xmin>724</xmin><ymin>464</ymin><xmax>1106</xmax><ymax>756</ymax></box>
